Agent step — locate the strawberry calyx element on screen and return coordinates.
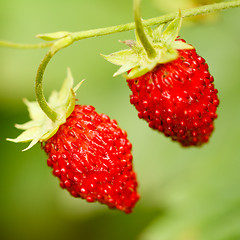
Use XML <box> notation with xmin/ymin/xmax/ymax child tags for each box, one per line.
<box><xmin>7</xmin><ymin>69</ymin><xmax>82</xmax><ymax>151</ymax></box>
<box><xmin>103</xmin><ymin>12</ymin><xmax>194</xmax><ymax>79</ymax></box>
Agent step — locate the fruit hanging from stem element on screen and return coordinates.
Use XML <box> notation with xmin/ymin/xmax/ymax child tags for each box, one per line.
<box><xmin>7</xmin><ymin>70</ymin><xmax>139</xmax><ymax>213</ymax></box>
<box><xmin>103</xmin><ymin>0</ymin><xmax>219</xmax><ymax>146</ymax></box>
<box><xmin>44</xmin><ymin>104</ymin><xmax>139</xmax><ymax>213</ymax></box>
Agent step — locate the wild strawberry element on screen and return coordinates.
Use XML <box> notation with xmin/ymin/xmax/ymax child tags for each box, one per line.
<box><xmin>127</xmin><ymin>39</ymin><xmax>219</xmax><ymax>146</ymax></box>
<box><xmin>103</xmin><ymin>11</ymin><xmax>219</xmax><ymax>146</ymax></box>
<box><xmin>7</xmin><ymin>69</ymin><xmax>139</xmax><ymax>213</ymax></box>
<box><xmin>44</xmin><ymin>105</ymin><xmax>139</xmax><ymax>213</ymax></box>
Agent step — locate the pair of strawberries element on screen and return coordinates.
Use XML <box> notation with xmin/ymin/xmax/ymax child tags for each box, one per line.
<box><xmin>9</xmin><ymin>18</ymin><xmax>219</xmax><ymax>213</ymax></box>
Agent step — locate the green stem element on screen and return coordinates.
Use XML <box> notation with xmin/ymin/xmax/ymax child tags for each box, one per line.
<box><xmin>1</xmin><ymin>1</ymin><xmax>239</xmax><ymax>49</ymax></box>
<box><xmin>133</xmin><ymin>0</ymin><xmax>156</xmax><ymax>59</ymax></box>
<box><xmin>0</xmin><ymin>40</ymin><xmax>52</xmax><ymax>49</ymax></box>
<box><xmin>71</xmin><ymin>0</ymin><xmax>240</xmax><ymax>42</ymax></box>
<box><xmin>35</xmin><ymin>51</ymin><xmax>58</xmax><ymax>122</ymax></box>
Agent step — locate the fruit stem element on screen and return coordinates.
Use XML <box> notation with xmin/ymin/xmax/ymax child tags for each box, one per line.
<box><xmin>1</xmin><ymin>1</ymin><xmax>239</xmax><ymax>50</ymax></box>
<box><xmin>35</xmin><ymin>51</ymin><xmax>58</xmax><ymax>122</ymax></box>
<box><xmin>0</xmin><ymin>40</ymin><xmax>52</xmax><ymax>49</ymax></box>
<box><xmin>70</xmin><ymin>0</ymin><xmax>240</xmax><ymax>41</ymax></box>
<box><xmin>133</xmin><ymin>0</ymin><xmax>157</xmax><ymax>59</ymax></box>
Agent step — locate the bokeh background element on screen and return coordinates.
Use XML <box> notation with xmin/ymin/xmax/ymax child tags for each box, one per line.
<box><xmin>0</xmin><ymin>0</ymin><xmax>240</xmax><ymax>239</ymax></box>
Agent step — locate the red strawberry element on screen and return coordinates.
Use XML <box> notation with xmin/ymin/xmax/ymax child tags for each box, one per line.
<box><xmin>44</xmin><ymin>105</ymin><xmax>139</xmax><ymax>213</ymax></box>
<box><xmin>127</xmin><ymin>39</ymin><xmax>219</xmax><ymax>146</ymax></box>
<box><xmin>103</xmin><ymin>12</ymin><xmax>219</xmax><ymax>146</ymax></box>
<box><xmin>7</xmin><ymin>70</ymin><xmax>139</xmax><ymax>213</ymax></box>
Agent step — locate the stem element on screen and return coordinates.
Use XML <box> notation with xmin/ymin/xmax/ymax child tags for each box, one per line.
<box><xmin>0</xmin><ymin>40</ymin><xmax>52</xmax><ymax>49</ymax></box>
<box><xmin>35</xmin><ymin>51</ymin><xmax>58</xmax><ymax>122</ymax></box>
<box><xmin>1</xmin><ymin>1</ymin><xmax>239</xmax><ymax>49</ymax></box>
<box><xmin>134</xmin><ymin>0</ymin><xmax>156</xmax><ymax>59</ymax></box>
<box><xmin>71</xmin><ymin>0</ymin><xmax>240</xmax><ymax>42</ymax></box>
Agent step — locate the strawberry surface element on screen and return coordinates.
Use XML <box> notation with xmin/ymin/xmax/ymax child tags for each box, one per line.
<box><xmin>44</xmin><ymin>105</ymin><xmax>139</xmax><ymax>213</ymax></box>
<box><xmin>127</xmin><ymin>40</ymin><xmax>219</xmax><ymax>146</ymax></box>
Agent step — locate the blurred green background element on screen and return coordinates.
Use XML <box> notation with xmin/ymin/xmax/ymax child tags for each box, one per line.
<box><xmin>0</xmin><ymin>0</ymin><xmax>240</xmax><ymax>239</ymax></box>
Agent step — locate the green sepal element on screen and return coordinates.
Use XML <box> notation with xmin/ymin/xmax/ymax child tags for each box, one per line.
<box><xmin>36</xmin><ymin>31</ymin><xmax>70</xmax><ymax>41</ymax></box>
<box><xmin>103</xmin><ymin>12</ymin><xmax>194</xmax><ymax>79</ymax></box>
<box><xmin>127</xmin><ymin>65</ymin><xmax>153</xmax><ymax>79</ymax></box>
<box><xmin>171</xmin><ymin>40</ymin><xmax>194</xmax><ymax>50</ymax></box>
<box><xmin>7</xmin><ymin>68</ymin><xmax>83</xmax><ymax>151</ymax></box>
<box><xmin>152</xmin><ymin>24</ymin><xmax>165</xmax><ymax>42</ymax></box>
<box><xmin>142</xmin><ymin>25</ymin><xmax>154</xmax><ymax>40</ymax></box>
<box><xmin>101</xmin><ymin>49</ymin><xmax>138</xmax><ymax>66</ymax></box>
<box><xmin>127</xmin><ymin>47</ymin><xmax>179</xmax><ymax>79</ymax></box>
<box><xmin>114</xmin><ymin>62</ymin><xmax>140</xmax><ymax>77</ymax></box>
<box><xmin>160</xmin><ymin>13</ymin><xmax>182</xmax><ymax>45</ymax></box>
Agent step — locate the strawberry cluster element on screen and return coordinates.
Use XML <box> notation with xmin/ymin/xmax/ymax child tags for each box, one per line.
<box><xmin>8</xmin><ymin>10</ymin><xmax>220</xmax><ymax>214</ymax></box>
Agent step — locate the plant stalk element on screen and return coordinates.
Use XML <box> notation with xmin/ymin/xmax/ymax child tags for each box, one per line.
<box><xmin>71</xmin><ymin>0</ymin><xmax>240</xmax><ymax>42</ymax></box>
<box><xmin>133</xmin><ymin>0</ymin><xmax>157</xmax><ymax>59</ymax></box>
<box><xmin>0</xmin><ymin>40</ymin><xmax>52</xmax><ymax>49</ymax></box>
<box><xmin>1</xmin><ymin>1</ymin><xmax>239</xmax><ymax>49</ymax></box>
<box><xmin>35</xmin><ymin>51</ymin><xmax>58</xmax><ymax>122</ymax></box>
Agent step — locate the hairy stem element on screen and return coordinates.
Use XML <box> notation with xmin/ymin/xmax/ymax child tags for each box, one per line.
<box><xmin>71</xmin><ymin>0</ymin><xmax>240</xmax><ymax>41</ymax></box>
<box><xmin>1</xmin><ymin>1</ymin><xmax>239</xmax><ymax>49</ymax></box>
<box><xmin>134</xmin><ymin>0</ymin><xmax>156</xmax><ymax>59</ymax></box>
<box><xmin>0</xmin><ymin>40</ymin><xmax>52</xmax><ymax>49</ymax></box>
<box><xmin>35</xmin><ymin>51</ymin><xmax>58</xmax><ymax>122</ymax></box>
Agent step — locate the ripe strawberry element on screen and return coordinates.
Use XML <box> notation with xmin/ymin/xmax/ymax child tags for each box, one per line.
<box><xmin>103</xmin><ymin>13</ymin><xmax>219</xmax><ymax>146</ymax></box>
<box><xmin>7</xmin><ymin>70</ymin><xmax>139</xmax><ymax>213</ymax></box>
<box><xmin>44</xmin><ymin>105</ymin><xmax>139</xmax><ymax>213</ymax></box>
<box><xmin>127</xmin><ymin>39</ymin><xmax>219</xmax><ymax>146</ymax></box>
